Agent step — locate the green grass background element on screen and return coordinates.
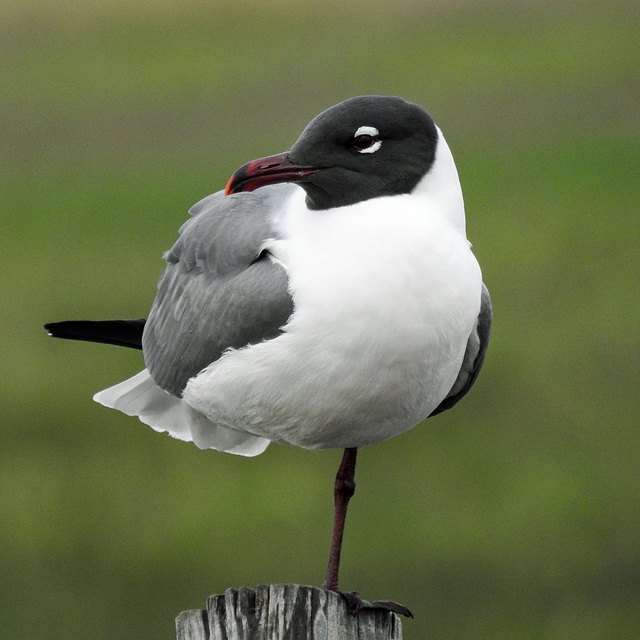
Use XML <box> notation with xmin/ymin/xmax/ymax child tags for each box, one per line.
<box><xmin>2</xmin><ymin>1</ymin><xmax>639</xmax><ymax>638</ymax></box>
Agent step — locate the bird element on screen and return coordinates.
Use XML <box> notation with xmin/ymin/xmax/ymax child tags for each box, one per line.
<box><xmin>45</xmin><ymin>95</ymin><xmax>492</xmax><ymax>617</ymax></box>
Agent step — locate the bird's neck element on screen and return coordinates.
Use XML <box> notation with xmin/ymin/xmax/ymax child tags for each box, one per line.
<box><xmin>412</xmin><ymin>129</ymin><xmax>467</xmax><ymax>237</ymax></box>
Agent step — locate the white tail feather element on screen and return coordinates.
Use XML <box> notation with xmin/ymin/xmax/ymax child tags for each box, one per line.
<box><xmin>93</xmin><ymin>369</ymin><xmax>270</xmax><ymax>457</ymax></box>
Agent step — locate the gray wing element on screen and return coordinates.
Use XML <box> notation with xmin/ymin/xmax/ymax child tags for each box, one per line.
<box><xmin>430</xmin><ymin>282</ymin><xmax>492</xmax><ymax>416</ymax></box>
<box><xmin>142</xmin><ymin>184</ymin><xmax>297</xmax><ymax>396</ymax></box>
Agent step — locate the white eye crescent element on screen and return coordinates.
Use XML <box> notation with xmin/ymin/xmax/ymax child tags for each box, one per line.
<box><xmin>353</xmin><ymin>126</ymin><xmax>382</xmax><ymax>154</ymax></box>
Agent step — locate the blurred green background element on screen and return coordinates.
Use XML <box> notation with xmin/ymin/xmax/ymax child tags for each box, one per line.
<box><xmin>2</xmin><ymin>1</ymin><xmax>638</xmax><ymax>638</ymax></box>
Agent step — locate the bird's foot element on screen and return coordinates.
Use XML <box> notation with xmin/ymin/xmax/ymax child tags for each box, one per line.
<box><xmin>337</xmin><ymin>590</ymin><xmax>414</xmax><ymax>618</ymax></box>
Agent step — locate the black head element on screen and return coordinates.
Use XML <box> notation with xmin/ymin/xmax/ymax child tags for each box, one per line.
<box><xmin>226</xmin><ymin>95</ymin><xmax>439</xmax><ymax>210</ymax></box>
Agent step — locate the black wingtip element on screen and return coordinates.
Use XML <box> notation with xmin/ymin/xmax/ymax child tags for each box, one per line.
<box><xmin>44</xmin><ymin>319</ymin><xmax>146</xmax><ymax>350</ymax></box>
<box><xmin>44</xmin><ymin>322</ymin><xmax>63</xmax><ymax>337</ymax></box>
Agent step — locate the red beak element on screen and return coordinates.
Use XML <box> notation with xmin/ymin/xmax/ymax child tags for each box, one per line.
<box><xmin>225</xmin><ymin>152</ymin><xmax>321</xmax><ymax>195</ymax></box>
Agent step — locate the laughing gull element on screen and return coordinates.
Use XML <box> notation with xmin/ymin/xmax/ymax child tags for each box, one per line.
<box><xmin>46</xmin><ymin>95</ymin><xmax>491</xmax><ymax>616</ymax></box>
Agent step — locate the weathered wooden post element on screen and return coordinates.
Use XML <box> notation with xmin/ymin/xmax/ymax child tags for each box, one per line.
<box><xmin>176</xmin><ymin>584</ymin><xmax>403</xmax><ymax>640</ymax></box>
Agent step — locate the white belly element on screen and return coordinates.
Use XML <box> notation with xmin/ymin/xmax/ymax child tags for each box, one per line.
<box><xmin>183</xmin><ymin>191</ymin><xmax>482</xmax><ymax>449</ymax></box>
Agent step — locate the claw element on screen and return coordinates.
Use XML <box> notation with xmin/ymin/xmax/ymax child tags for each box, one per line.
<box><xmin>368</xmin><ymin>599</ymin><xmax>414</xmax><ymax>618</ymax></box>
<box><xmin>338</xmin><ymin>590</ymin><xmax>414</xmax><ymax>618</ymax></box>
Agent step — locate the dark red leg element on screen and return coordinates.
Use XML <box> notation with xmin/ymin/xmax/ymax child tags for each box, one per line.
<box><xmin>322</xmin><ymin>447</ymin><xmax>413</xmax><ymax>618</ymax></box>
<box><xmin>323</xmin><ymin>447</ymin><xmax>358</xmax><ymax>591</ymax></box>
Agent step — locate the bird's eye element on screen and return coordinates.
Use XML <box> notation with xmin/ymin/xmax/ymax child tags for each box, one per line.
<box><xmin>353</xmin><ymin>134</ymin><xmax>375</xmax><ymax>150</ymax></box>
<box><xmin>352</xmin><ymin>126</ymin><xmax>382</xmax><ymax>154</ymax></box>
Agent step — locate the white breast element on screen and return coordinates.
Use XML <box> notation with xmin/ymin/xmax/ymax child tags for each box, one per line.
<box><xmin>183</xmin><ymin>182</ymin><xmax>482</xmax><ymax>450</ymax></box>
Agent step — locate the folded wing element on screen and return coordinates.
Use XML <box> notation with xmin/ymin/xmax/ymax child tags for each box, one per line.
<box><xmin>142</xmin><ymin>185</ymin><xmax>296</xmax><ymax>396</ymax></box>
<box><xmin>430</xmin><ymin>282</ymin><xmax>492</xmax><ymax>416</ymax></box>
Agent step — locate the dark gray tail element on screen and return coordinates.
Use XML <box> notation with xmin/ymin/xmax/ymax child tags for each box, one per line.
<box><xmin>44</xmin><ymin>319</ymin><xmax>146</xmax><ymax>350</ymax></box>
